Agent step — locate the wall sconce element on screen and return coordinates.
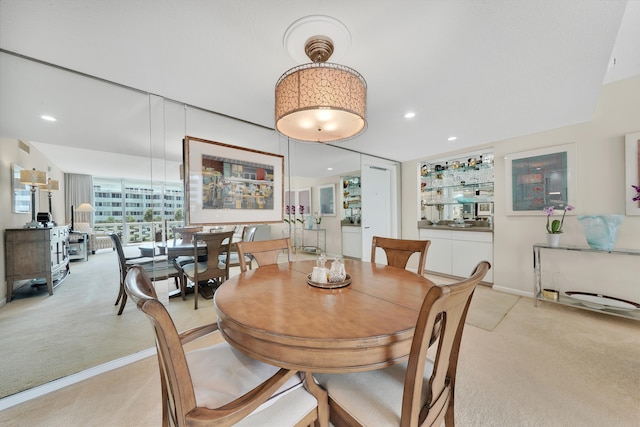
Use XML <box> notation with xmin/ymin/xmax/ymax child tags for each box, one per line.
<box><xmin>20</xmin><ymin>168</ymin><xmax>47</xmax><ymax>228</ymax></box>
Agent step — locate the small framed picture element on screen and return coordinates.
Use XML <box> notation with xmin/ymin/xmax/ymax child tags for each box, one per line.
<box><xmin>476</xmin><ymin>202</ymin><xmax>493</xmax><ymax>217</ymax></box>
<box><xmin>318</xmin><ymin>184</ymin><xmax>336</xmax><ymax>216</ymax></box>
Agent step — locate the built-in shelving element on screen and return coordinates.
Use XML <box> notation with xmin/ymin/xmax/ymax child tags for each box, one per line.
<box><xmin>420</xmin><ymin>153</ymin><xmax>494</xmax><ymax>221</ymax></box>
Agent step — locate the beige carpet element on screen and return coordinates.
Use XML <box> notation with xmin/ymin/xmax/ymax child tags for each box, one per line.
<box><xmin>0</xmin><ymin>250</ymin><xmax>512</xmax><ymax>399</ymax></box>
<box><xmin>2</xmin><ymin>256</ymin><xmax>639</xmax><ymax>426</ymax></box>
<box><xmin>0</xmin><ymin>248</ymin><xmax>218</xmax><ymax>399</ymax></box>
<box><xmin>1</xmin><ymin>288</ymin><xmax>638</xmax><ymax>426</ymax></box>
<box><xmin>465</xmin><ymin>286</ymin><xmax>520</xmax><ymax>331</ymax></box>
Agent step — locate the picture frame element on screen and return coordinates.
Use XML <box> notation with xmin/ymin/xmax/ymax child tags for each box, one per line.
<box><xmin>504</xmin><ymin>143</ymin><xmax>577</xmax><ymax>215</ymax></box>
<box><xmin>12</xmin><ymin>163</ymin><xmax>30</xmax><ymax>214</ymax></box>
<box><xmin>318</xmin><ymin>183</ymin><xmax>336</xmax><ymax>216</ymax></box>
<box><xmin>476</xmin><ymin>202</ymin><xmax>493</xmax><ymax>217</ymax></box>
<box><xmin>625</xmin><ymin>131</ymin><xmax>640</xmax><ymax>216</ymax></box>
<box><xmin>284</xmin><ymin>188</ymin><xmax>312</xmax><ymax>217</ymax></box>
<box><xmin>183</xmin><ymin>136</ymin><xmax>284</xmax><ymax>225</ymax></box>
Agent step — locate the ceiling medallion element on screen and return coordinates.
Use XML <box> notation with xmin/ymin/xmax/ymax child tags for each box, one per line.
<box><xmin>275</xmin><ymin>15</ymin><xmax>367</xmax><ymax>143</ymax></box>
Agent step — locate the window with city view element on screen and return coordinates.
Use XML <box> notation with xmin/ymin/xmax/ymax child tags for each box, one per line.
<box><xmin>92</xmin><ymin>177</ymin><xmax>184</xmax><ymax>243</ymax></box>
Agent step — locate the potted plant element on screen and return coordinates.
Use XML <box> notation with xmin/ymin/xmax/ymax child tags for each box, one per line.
<box><xmin>543</xmin><ymin>204</ymin><xmax>574</xmax><ymax>247</ymax></box>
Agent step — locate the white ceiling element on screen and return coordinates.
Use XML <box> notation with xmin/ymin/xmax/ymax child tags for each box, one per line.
<box><xmin>1</xmin><ymin>0</ymin><xmax>639</xmax><ymax>179</ymax></box>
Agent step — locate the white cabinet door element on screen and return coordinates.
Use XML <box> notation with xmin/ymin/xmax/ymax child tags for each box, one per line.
<box><xmin>419</xmin><ymin>229</ymin><xmax>493</xmax><ymax>282</ymax></box>
<box><xmin>419</xmin><ymin>229</ymin><xmax>453</xmax><ymax>275</ymax></box>
<box><xmin>342</xmin><ymin>227</ymin><xmax>362</xmax><ymax>259</ymax></box>
<box><xmin>452</xmin><ymin>240</ymin><xmax>493</xmax><ymax>282</ymax></box>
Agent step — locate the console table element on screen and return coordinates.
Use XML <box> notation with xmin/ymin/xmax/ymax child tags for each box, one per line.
<box><xmin>5</xmin><ymin>226</ymin><xmax>71</xmax><ymax>302</ymax></box>
<box><xmin>301</xmin><ymin>228</ymin><xmax>326</xmax><ymax>254</ymax></box>
<box><xmin>533</xmin><ymin>243</ymin><xmax>640</xmax><ymax>321</ymax></box>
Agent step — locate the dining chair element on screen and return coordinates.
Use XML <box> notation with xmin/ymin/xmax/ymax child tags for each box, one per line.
<box><xmin>124</xmin><ymin>265</ymin><xmax>320</xmax><ymax>427</ymax></box>
<box><xmin>220</xmin><ymin>225</ymin><xmax>258</xmax><ymax>271</ymax></box>
<box><xmin>171</xmin><ymin>226</ymin><xmax>204</xmax><ymax>296</ymax></box>
<box><xmin>180</xmin><ymin>230</ymin><xmax>234</xmax><ymax>309</ymax></box>
<box><xmin>236</xmin><ymin>237</ymin><xmax>292</xmax><ymax>272</ymax></box>
<box><xmin>371</xmin><ymin>236</ymin><xmax>431</xmax><ymax>276</ymax></box>
<box><xmin>315</xmin><ymin>260</ymin><xmax>491</xmax><ymax>427</ymax></box>
<box><xmin>109</xmin><ymin>233</ymin><xmax>153</xmax><ymax>315</ymax></box>
<box><xmin>171</xmin><ymin>225</ymin><xmax>203</xmax><ymax>246</ymax></box>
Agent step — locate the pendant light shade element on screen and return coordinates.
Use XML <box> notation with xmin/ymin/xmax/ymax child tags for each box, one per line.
<box><xmin>275</xmin><ymin>17</ymin><xmax>367</xmax><ymax>143</ymax></box>
<box><xmin>275</xmin><ymin>62</ymin><xmax>367</xmax><ymax>143</ymax></box>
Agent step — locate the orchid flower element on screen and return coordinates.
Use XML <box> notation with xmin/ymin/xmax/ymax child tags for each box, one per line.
<box><xmin>632</xmin><ymin>184</ymin><xmax>640</xmax><ymax>202</ymax></box>
<box><xmin>544</xmin><ymin>204</ymin><xmax>574</xmax><ymax>234</ymax></box>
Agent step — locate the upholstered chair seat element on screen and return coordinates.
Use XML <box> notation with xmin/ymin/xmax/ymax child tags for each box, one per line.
<box><xmin>186</xmin><ymin>344</ymin><xmax>317</xmax><ymax>425</ymax></box>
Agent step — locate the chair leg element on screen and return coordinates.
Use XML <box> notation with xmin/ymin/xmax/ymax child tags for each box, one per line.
<box><xmin>115</xmin><ymin>279</ymin><xmax>124</xmax><ymax>305</ymax></box>
<box><xmin>179</xmin><ymin>273</ymin><xmax>186</xmax><ymax>300</ymax></box>
<box><xmin>194</xmin><ymin>280</ymin><xmax>199</xmax><ymax>310</ymax></box>
<box><xmin>117</xmin><ymin>292</ymin><xmax>127</xmax><ymax>315</ymax></box>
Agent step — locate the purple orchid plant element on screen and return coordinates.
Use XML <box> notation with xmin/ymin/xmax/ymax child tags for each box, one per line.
<box><xmin>543</xmin><ymin>204</ymin><xmax>574</xmax><ymax>234</ymax></box>
<box><xmin>632</xmin><ymin>184</ymin><xmax>640</xmax><ymax>202</ymax></box>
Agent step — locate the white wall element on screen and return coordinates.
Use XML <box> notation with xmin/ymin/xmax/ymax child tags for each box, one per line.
<box><xmin>402</xmin><ymin>75</ymin><xmax>640</xmax><ymax>299</ymax></box>
<box><xmin>0</xmin><ymin>138</ymin><xmax>66</xmax><ymax>306</ymax></box>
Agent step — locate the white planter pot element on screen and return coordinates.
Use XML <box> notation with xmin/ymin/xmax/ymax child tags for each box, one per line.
<box><xmin>546</xmin><ymin>233</ymin><xmax>561</xmax><ymax>248</ymax></box>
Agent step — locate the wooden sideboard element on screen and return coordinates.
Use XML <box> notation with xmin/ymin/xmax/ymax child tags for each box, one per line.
<box><xmin>5</xmin><ymin>226</ymin><xmax>70</xmax><ymax>303</ymax></box>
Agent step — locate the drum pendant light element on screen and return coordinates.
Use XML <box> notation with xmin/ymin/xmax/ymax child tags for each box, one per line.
<box><xmin>275</xmin><ymin>16</ymin><xmax>367</xmax><ymax>143</ymax></box>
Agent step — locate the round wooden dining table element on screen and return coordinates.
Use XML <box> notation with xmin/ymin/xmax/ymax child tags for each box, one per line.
<box><xmin>215</xmin><ymin>259</ymin><xmax>436</xmax><ymax>371</ymax></box>
<box><xmin>214</xmin><ymin>259</ymin><xmax>436</xmax><ymax>425</ymax></box>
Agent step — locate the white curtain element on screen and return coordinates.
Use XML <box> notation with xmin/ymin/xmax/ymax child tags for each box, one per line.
<box><xmin>64</xmin><ymin>173</ymin><xmax>94</xmax><ymax>228</ymax></box>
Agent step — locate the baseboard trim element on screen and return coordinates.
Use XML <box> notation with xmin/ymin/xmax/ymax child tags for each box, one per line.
<box><xmin>0</xmin><ymin>347</ymin><xmax>156</xmax><ymax>411</ymax></box>
<box><xmin>492</xmin><ymin>284</ymin><xmax>533</xmax><ymax>298</ymax></box>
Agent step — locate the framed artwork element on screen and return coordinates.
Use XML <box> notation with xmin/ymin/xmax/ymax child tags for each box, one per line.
<box><xmin>476</xmin><ymin>202</ymin><xmax>493</xmax><ymax>217</ymax></box>
<box><xmin>318</xmin><ymin>183</ymin><xmax>336</xmax><ymax>216</ymax></box>
<box><xmin>504</xmin><ymin>143</ymin><xmax>577</xmax><ymax>215</ymax></box>
<box><xmin>625</xmin><ymin>131</ymin><xmax>640</xmax><ymax>216</ymax></box>
<box><xmin>12</xmin><ymin>163</ymin><xmax>30</xmax><ymax>214</ymax></box>
<box><xmin>183</xmin><ymin>136</ymin><xmax>284</xmax><ymax>225</ymax></box>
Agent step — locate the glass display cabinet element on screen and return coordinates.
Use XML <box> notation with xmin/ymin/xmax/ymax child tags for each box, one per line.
<box><xmin>420</xmin><ymin>154</ymin><xmax>494</xmax><ymax>223</ymax></box>
<box><xmin>342</xmin><ymin>176</ymin><xmax>361</xmax><ymax>223</ymax></box>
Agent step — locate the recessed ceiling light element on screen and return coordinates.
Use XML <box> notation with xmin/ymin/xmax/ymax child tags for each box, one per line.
<box><xmin>447</xmin><ymin>136</ymin><xmax>457</xmax><ymax>141</ymax></box>
<box><xmin>327</xmin><ymin>167</ymin><xmax>333</xmax><ymax>171</ymax></box>
<box><xmin>41</xmin><ymin>115</ymin><xmax>57</xmax><ymax>122</ymax></box>
<box><xmin>404</xmin><ymin>112</ymin><xmax>416</xmax><ymax>119</ymax></box>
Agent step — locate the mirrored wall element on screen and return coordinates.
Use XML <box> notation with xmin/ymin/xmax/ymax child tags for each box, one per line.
<box><xmin>0</xmin><ymin>50</ymin><xmax>364</xmax><ymax>398</ymax></box>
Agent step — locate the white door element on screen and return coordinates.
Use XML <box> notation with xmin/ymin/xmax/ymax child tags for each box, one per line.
<box><xmin>361</xmin><ymin>159</ymin><xmax>397</xmax><ymax>261</ymax></box>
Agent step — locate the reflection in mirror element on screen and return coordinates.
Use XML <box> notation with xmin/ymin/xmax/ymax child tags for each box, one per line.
<box><xmin>11</xmin><ymin>164</ymin><xmax>30</xmax><ymax>214</ymax></box>
<box><xmin>0</xmin><ymin>50</ymin><xmax>365</xmax><ymax>401</ymax></box>
<box><xmin>0</xmin><ymin>51</ymin><xmax>162</xmax><ymax>399</ymax></box>
<box><xmin>285</xmin><ymin>140</ymin><xmax>361</xmax><ymax>255</ymax></box>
